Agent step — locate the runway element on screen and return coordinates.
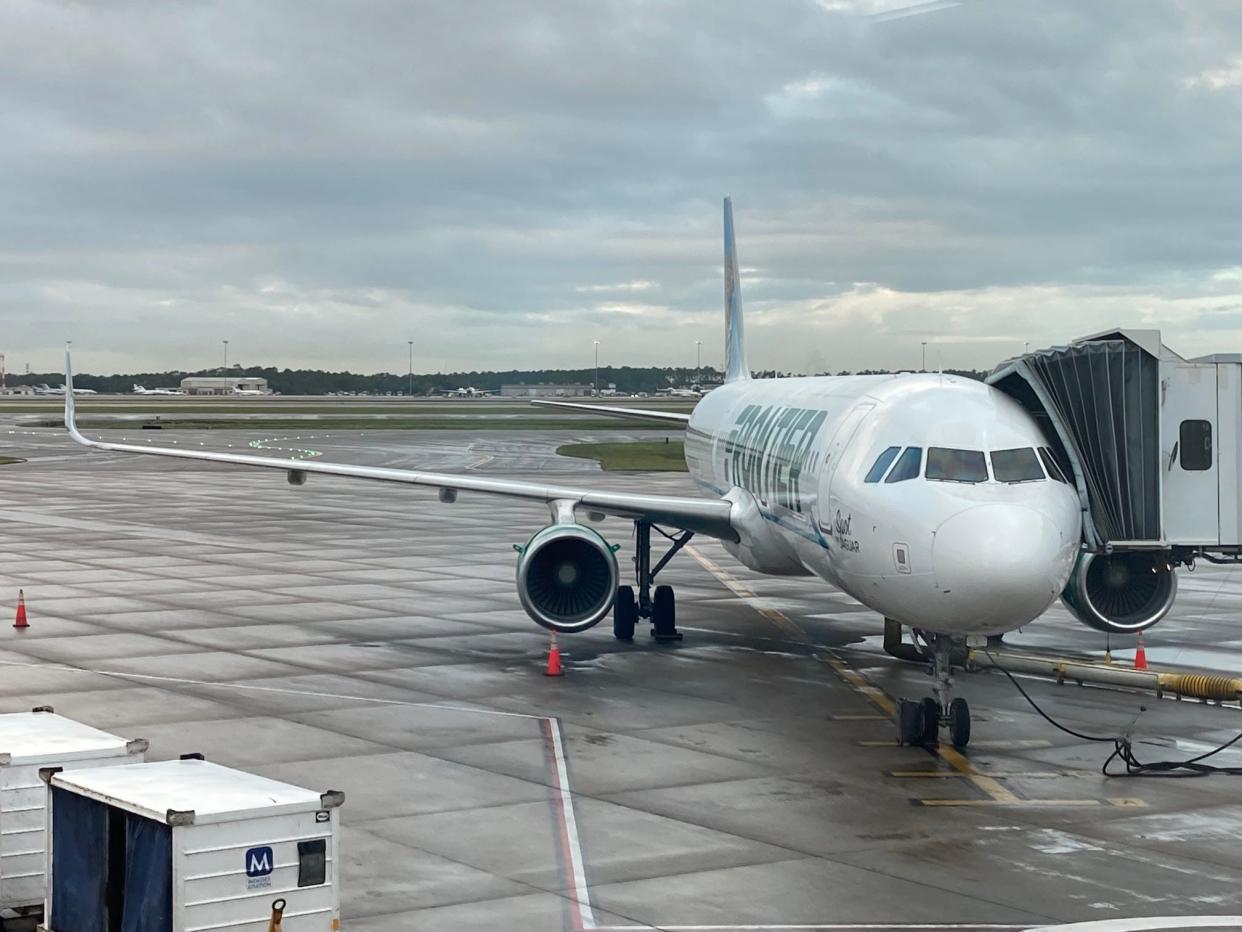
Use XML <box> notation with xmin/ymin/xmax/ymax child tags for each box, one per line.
<box><xmin>2</xmin><ymin>426</ymin><xmax>1242</xmax><ymax>930</ymax></box>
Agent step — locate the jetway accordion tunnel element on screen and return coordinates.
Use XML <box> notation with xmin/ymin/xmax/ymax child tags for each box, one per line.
<box><xmin>989</xmin><ymin>328</ymin><xmax>1242</xmax><ymax>633</ymax></box>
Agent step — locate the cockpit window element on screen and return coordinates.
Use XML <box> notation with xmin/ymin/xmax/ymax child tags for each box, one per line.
<box><xmin>884</xmin><ymin>446</ymin><xmax>922</xmax><ymax>483</ymax></box>
<box><xmin>1039</xmin><ymin>447</ymin><xmax>1068</xmax><ymax>483</ymax></box>
<box><xmin>925</xmin><ymin>447</ymin><xmax>988</xmax><ymax>483</ymax></box>
<box><xmin>864</xmin><ymin>446</ymin><xmax>901</xmax><ymax>483</ymax></box>
<box><xmin>991</xmin><ymin>448</ymin><xmax>1045</xmax><ymax>483</ymax></box>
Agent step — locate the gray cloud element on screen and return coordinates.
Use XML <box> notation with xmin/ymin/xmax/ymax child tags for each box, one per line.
<box><xmin>3</xmin><ymin>0</ymin><xmax>1242</xmax><ymax>374</ymax></box>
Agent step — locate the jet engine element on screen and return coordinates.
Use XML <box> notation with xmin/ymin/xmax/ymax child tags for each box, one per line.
<box><xmin>1061</xmin><ymin>551</ymin><xmax>1177</xmax><ymax>634</ymax></box>
<box><xmin>516</xmin><ymin>524</ymin><xmax>618</xmax><ymax>633</ymax></box>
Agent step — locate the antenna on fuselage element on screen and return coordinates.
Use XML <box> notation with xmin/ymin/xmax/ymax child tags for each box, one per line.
<box><xmin>723</xmin><ymin>197</ymin><xmax>750</xmax><ymax>383</ymax></box>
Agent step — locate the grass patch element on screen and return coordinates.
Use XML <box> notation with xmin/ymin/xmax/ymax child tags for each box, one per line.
<box><xmin>0</xmin><ymin>457</ymin><xmax>24</xmax><ymax>466</ymax></box>
<box><xmin>557</xmin><ymin>440</ymin><xmax>687</xmax><ymax>471</ymax></box>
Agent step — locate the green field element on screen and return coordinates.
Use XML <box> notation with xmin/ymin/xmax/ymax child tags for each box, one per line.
<box><xmin>557</xmin><ymin>440</ymin><xmax>687</xmax><ymax>471</ymax></box>
<box><xmin>0</xmin><ymin>457</ymin><xmax>25</xmax><ymax>466</ymax></box>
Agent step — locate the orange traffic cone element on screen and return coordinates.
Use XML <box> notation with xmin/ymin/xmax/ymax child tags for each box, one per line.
<box><xmin>1134</xmin><ymin>632</ymin><xmax>1148</xmax><ymax>671</ymax></box>
<box><xmin>13</xmin><ymin>591</ymin><xmax>27</xmax><ymax>630</ymax></box>
<box><xmin>544</xmin><ymin>637</ymin><xmax>564</xmax><ymax>677</ymax></box>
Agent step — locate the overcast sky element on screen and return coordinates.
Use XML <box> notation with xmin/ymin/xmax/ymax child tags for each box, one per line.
<box><xmin>3</xmin><ymin>0</ymin><xmax>1242</xmax><ymax>376</ymax></box>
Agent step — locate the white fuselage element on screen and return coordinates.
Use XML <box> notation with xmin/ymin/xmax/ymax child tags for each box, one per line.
<box><xmin>684</xmin><ymin>374</ymin><xmax>1083</xmax><ymax>636</ymax></box>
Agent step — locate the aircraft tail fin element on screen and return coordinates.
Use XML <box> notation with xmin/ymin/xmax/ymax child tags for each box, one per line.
<box><xmin>64</xmin><ymin>350</ymin><xmax>81</xmax><ymax>441</ymax></box>
<box><xmin>723</xmin><ymin>197</ymin><xmax>750</xmax><ymax>383</ymax></box>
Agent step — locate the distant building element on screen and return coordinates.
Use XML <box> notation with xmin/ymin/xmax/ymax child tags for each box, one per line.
<box><xmin>499</xmin><ymin>383</ymin><xmax>592</xmax><ymax>398</ymax></box>
<box><xmin>0</xmin><ymin>385</ymin><xmax>35</xmax><ymax>396</ymax></box>
<box><xmin>180</xmin><ymin>376</ymin><xmax>270</xmax><ymax>396</ymax></box>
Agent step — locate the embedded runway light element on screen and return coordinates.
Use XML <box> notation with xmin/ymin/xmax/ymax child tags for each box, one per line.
<box><xmin>439</xmin><ymin>488</ymin><xmax>457</xmax><ymax>503</ymax></box>
<box><xmin>287</xmin><ymin>470</ymin><xmax>307</xmax><ymax>486</ymax></box>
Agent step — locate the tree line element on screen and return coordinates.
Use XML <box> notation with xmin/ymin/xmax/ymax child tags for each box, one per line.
<box><xmin>8</xmin><ymin>364</ymin><xmax>987</xmax><ymax>395</ymax></box>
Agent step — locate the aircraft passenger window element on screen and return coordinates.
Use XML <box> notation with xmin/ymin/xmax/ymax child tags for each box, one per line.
<box><xmin>990</xmin><ymin>448</ymin><xmax>1044</xmax><ymax>483</ymax></box>
<box><xmin>1179</xmin><ymin>420</ymin><xmax>1212</xmax><ymax>471</ymax></box>
<box><xmin>925</xmin><ymin>447</ymin><xmax>988</xmax><ymax>483</ymax></box>
<box><xmin>884</xmin><ymin>446</ymin><xmax>922</xmax><ymax>483</ymax></box>
<box><xmin>1038</xmin><ymin>447</ymin><xmax>1068</xmax><ymax>483</ymax></box>
<box><xmin>864</xmin><ymin>446</ymin><xmax>901</xmax><ymax>483</ymax></box>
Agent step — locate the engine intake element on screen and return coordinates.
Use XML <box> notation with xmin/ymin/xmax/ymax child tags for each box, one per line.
<box><xmin>1061</xmin><ymin>551</ymin><xmax>1177</xmax><ymax>634</ymax></box>
<box><xmin>516</xmin><ymin>524</ymin><xmax>618</xmax><ymax>633</ymax></box>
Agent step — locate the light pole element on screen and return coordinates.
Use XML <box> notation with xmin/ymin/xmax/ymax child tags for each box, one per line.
<box><xmin>407</xmin><ymin>341</ymin><xmax>413</xmax><ymax>397</ymax></box>
<box><xmin>223</xmin><ymin>340</ymin><xmax>229</xmax><ymax>372</ymax></box>
<box><xmin>695</xmin><ymin>340</ymin><xmax>702</xmax><ymax>373</ymax></box>
<box><xmin>593</xmin><ymin>340</ymin><xmax>600</xmax><ymax>396</ymax></box>
<box><xmin>921</xmin><ymin>341</ymin><xmax>927</xmax><ymax>372</ymax></box>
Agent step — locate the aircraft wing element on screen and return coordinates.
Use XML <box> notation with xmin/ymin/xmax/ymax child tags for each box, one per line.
<box><xmin>63</xmin><ymin>356</ymin><xmax>736</xmax><ymax>540</ymax></box>
<box><xmin>529</xmin><ymin>400</ymin><xmax>690</xmax><ymax>425</ymax></box>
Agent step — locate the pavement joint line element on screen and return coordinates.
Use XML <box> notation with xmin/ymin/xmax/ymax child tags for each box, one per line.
<box><xmin>684</xmin><ymin>545</ymin><xmax>1116</xmax><ymax>810</ymax></box>
<box><xmin>591</xmin><ymin>929</ymin><xmax>1028</xmax><ymax>932</ymax></box>
<box><xmin>0</xmin><ymin>655</ymin><xmax>604</xmax><ymax>930</ymax></box>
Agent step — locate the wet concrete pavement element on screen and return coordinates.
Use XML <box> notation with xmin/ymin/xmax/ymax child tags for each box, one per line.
<box><xmin>1</xmin><ymin>425</ymin><xmax>1241</xmax><ymax>930</ymax></box>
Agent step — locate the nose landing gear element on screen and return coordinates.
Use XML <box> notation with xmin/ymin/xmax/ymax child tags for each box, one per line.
<box><xmin>896</xmin><ymin>633</ymin><xmax>971</xmax><ymax>749</ymax></box>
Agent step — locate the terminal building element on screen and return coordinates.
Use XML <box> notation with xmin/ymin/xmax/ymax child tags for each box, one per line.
<box><xmin>499</xmin><ymin>383</ymin><xmax>592</xmax><ymax>398</ymax></box>
<box><xmin>179</xmin><ymin>376</ymin><xmax>270</xmax><ymax>396</ymax></box>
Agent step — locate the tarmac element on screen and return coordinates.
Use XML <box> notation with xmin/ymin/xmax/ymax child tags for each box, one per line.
<box><xmin>2</xmin><ymin>424</ymin><xmax>1242</xmax><ymax>931</ymax></box>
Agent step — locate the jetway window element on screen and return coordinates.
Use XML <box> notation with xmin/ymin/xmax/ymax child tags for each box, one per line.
<box><xmin>926</xmin><ymin>447</ymin><xmax>988</xmax><ymax>484</ymax></box>
<box><xmin>1179</xmin><ymin>420</ymin><xmax>1213</xmax><ymax>471</ymax></box>
<box><xmin>885</xmin><ymin>446</ymin><xmax>922</xmax><ymax>483</ymax></box>
<box><xmin>1038</xmin><ymin>448</ymin><xmax>1068</xmax><ymax>483</ymax></box>
<box><xmin>864</xmin><ymin>446</ymin><xmax>901</xmax><ymax>483</ymax></box>
<box><xmin>991</xmin><ymin>448</ymin><xmax>1044</xmax><ymax>483</ymax></box>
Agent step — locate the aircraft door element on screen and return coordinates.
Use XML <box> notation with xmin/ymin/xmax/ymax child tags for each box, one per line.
<box><xmin>817</xmin><ymin>403</ymin><xmax>874</xmax><ymax>536</ymax></box>
<box><xmin>1163</xmin><ymin>364</ymin><xmax>1219</xmax><ymax>544</ymax></box>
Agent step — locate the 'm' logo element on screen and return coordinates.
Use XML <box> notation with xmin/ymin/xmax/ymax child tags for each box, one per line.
<box><xmin>245</xmin><ymin>846</ymin><xmax>273</xmax><ymax>878</ymax></box>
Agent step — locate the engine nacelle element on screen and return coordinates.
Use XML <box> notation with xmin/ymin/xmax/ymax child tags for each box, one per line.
<box><xmin>516</xmin><ymin>524</ymin><xmax>618</xmax><ymax>633</ymax></box>
<box><xmin>1061</xmin><ymin>551</ymin><xmax>1177</xmax><ymax>634</ymax></box>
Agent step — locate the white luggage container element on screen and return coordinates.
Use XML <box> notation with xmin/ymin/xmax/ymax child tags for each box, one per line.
<box><xmin>39</xmin><ymin>756</ymin><xmax>343</xmax><ymax>932</ymax></box>
<box><xmin>0</xmin><ymin>707</ymin><xmax>145</xmax><ymax>914</ymax></box>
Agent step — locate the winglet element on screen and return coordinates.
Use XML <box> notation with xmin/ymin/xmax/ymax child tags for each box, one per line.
<box><xmin>723</xmin><ymin>197</ymin><xmax>750</xmax><ymax>383</ymax></box>
<box><xmin>64</xmin><ymin>349</ymin><xmax>89</xmax><ymax>446</ymax></box>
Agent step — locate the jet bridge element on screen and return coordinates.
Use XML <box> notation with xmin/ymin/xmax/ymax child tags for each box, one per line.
<box><xmin>987</xmin><ymin>329</ymin><xmax>1242</xmax><ymax>633</ymax></box>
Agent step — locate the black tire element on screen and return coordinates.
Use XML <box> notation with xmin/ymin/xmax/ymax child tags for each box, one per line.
<box><xmin>613</xmin><ymin>586</ymin><xmax>637</xmax><ymax>640</ymax></box>
<box><xmin>895</xmin><ymin>699</ymin><xmax>924</xmax><ymax>746</ymax></box>
<box><xmin>919</xmin><ymin>697</ymin><xmax>941</xmax><ymax>745</ymax></box>
<box><xmin>652</xmin><ymin>585</ymin><xmax>676</xmax><ymax>637</ymax></box>
<box><xmin>948</xmin><ymin>697</ymin><xmax>971</xmax><ymax>749</ymax></box>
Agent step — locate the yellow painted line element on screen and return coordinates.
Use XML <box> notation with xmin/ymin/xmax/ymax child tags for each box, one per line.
<box><xmin>937</xmin><ymin>745</ymin><xmax>1020</xmax><ymax>802</ymax></box>
<box><xmin>891</xmin><ymin>770</ymin><xmax>1081</xmax><ymax>779</ymax></box>
<box><xmin>916</xmin><ymin>799</ymin><xmax>1104</xmax><ymax>808</ymax></box>
<box><xmin>1108</xmin><ymin>797</ymin><xmax>1149</xmax><ymax>807</ymax></box>
<box><xmin>688</xmin><ymin>545</ymin><xmax>1013</xmax><ymax>802</ymax></box>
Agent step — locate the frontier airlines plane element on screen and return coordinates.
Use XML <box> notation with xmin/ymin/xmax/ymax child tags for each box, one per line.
<box><xmin>64</xmin><ymin>199</ymin><xmax>1085</xmax><ymax>748</ymax></box>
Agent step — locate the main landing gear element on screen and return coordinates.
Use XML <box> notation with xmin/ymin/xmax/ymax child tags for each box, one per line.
<box><xmin>895</xmin><ymin>631</ymin><xmax>972</xmax><ymax>749</ymax></box>
<box><xmin>613</xmin><ymin>520</ymin><xmax>693</xmax><ymax>642</ymax></box>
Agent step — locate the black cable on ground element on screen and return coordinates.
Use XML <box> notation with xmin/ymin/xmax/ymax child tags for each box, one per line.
<box><xmin>982</xmin><ymin>650</ymin><xmax>1242</xmax><ymax>777</ymax></box>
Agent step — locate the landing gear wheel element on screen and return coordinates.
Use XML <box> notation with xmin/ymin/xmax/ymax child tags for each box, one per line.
<box><xmin>613</xmin><ymin>586</ymin><xmax>637</xmax><ymax>641</ymax></box>
<box><xmin>651</xmin><ymin>584</ymin><xmax>681</xmax><ymax>641</ymax></box>
<box><xmin>948</xmin><ymin>697</ymin><xmax>971</xmax><ymax>749</ymax></box>
<box><xmin>896</xmin><ymin>699</ymin><xmax>924</xmax><ymax>746</ymax></box>
<box><xmin>919</xmin><ymin>697</ymin><xmax>941</xmax><ymax>745</ymax></box>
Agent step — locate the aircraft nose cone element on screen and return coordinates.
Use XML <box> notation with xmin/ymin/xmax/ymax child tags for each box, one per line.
<box><xmin>932</xmin><ymin>505</ymin><xmax>1073</xmax><ymax>631</ymax></box>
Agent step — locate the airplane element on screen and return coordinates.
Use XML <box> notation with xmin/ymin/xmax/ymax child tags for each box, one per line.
<box><xmin>435</xmin><ymin>386</ymin><xmax>494</xmax><ymax>398</ymax></box>
<box><xmin>658</xmin><ymin>386</ymin><xmax>705</xmax><ymax>398</ymax></box>
<box><xmin>63</xmin><ymin>197</ymin><xmax>1101</xmax><ymax>749</ymax></box>
<box><xmin>132</xmin><ymin>384</ymin><xmax>183</xmax><ymax>396</ymax></box>
<box><xmin>38</xmin><ymin>384</ymin><xmax>94</xmax><ymax>395</ymax></box>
